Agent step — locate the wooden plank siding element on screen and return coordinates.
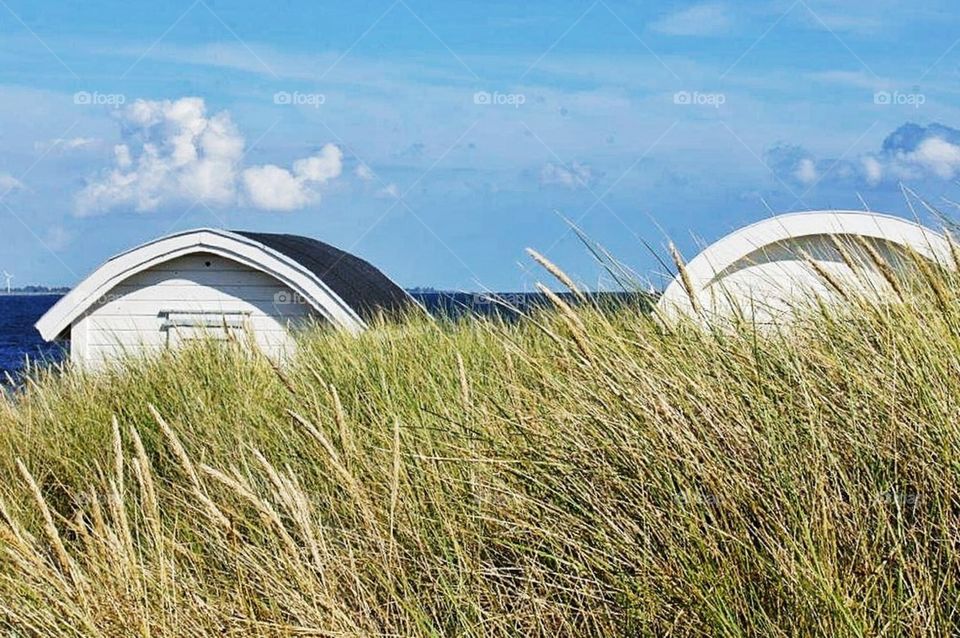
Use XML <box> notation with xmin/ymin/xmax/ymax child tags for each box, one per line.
<box><xmin>71</xmin><ymin>252</ymin><xmax>319</xmax><ymax>366</ymax></box>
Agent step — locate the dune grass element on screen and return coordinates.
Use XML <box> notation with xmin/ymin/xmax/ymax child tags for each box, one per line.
<box><xmin>1</xmin><ymin>266</ymin><xmax>960</xmax><ymax>636</ymax></box>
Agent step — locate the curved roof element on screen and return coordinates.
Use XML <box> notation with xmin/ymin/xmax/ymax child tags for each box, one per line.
<box><xmin>36</xmin><ymin>228</ymin><xmax>413</xmax><ymax>341</ymax></box>
<box><xmin>234</xmin><ymin>231</ymin><xmax>412</xmax><ymax>320</ymax></box>
<box><xmin>658</xmin><ymin>210</ymin><xmax>952</xmax><ymax>318</ymax></box>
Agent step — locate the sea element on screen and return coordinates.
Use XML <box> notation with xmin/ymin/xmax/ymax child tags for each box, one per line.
<box><xmin>0</xmin><ymin>294</ymin><xmax>66</xmax><ymax>381</ymax></box>
<box><xmin>0</xmin><ymin>291</ymin><xmax>648</xmax><ymax>381</ymax></box>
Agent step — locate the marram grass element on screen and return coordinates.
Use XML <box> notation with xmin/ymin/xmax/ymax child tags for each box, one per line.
<box><xmin>1</xmin><ymin>272</ymin><xmax>960</xmax><ymax>636</ymax></box>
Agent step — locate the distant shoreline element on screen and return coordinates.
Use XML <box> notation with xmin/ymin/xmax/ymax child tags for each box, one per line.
<box><xmin>0</xmin><ymin>292</ymin><xmax>67</xmax><ymax>297</ymax></box>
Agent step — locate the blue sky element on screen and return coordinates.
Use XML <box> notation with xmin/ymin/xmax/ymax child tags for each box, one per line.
<box><xmin>2</xmin><ymin>0</ymin><xmax>960</xmax><ymax>290</ymax></box>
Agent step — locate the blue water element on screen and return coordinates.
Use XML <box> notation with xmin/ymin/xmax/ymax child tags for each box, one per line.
<box><xmin>411</xmin><ymin>291</ymin><xmax>648</xmax><ymax>318</ymax></box>
<box><xmin>0</xmin><ymin>295</ymin><xmax>66</xmax><ymax>380</ymax></box>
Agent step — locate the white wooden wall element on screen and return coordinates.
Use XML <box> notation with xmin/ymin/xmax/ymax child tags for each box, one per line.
<box><xmin>70</xmin><ymin>252</ymin><xmax>318</xmax><ymax>366</ymax></box>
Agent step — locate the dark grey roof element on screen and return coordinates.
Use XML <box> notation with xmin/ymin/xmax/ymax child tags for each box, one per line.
<box><xmin>233</xmin><ymin>231</ymin><xmax>413</xmax><ymax>320</ymax></box>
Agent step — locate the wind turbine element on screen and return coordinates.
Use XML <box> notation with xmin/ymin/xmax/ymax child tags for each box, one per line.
<box><xmin>2</xmin><ymin>271</ymin><xmax>12</xmax><ymax>294</ymax></box>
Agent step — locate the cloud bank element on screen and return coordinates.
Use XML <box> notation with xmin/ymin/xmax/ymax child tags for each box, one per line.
<box><xmin>353</xmin><ymin>161</ymin><xmax>400</xmax><ymax>200</ymax></box>
<box><xmin>650</xmin><ymin>3</ymin><xmax>733</xmax><ymax>37</ymax></box>
<box><xmin>766</xmin><ymin>122</ymin><xmax>960</xmax><ymax>188</ymax></box>
<box><xmin>0</xmin><ymin>173</ymin><xmax>23</xmax><ymax>194</ymax></box>
<box><xmin>540</xmin><ymin>161</ymin><xmax>593</xmax><ymax>189</ymax></box>
<box><xmin>35</xmin><ymin>137</ymin><xmax>98</xmax><ymax>153</ymax></box>
<box><xmin>75</xmin><ymin>97</ymin><xmax>343</xmax><ymax>215</ymax></box>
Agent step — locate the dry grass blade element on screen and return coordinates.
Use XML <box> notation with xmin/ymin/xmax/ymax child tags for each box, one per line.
<box><xmin>389</xmin><ymin>416</ymin><xmax>401</xmax><ymax>552</ymax></box>
<box><xmin>200</xmin><ymin>464</ymin><xmax>302</xmax><ymax>561</ymax></box>
<box><xmin>669</xmin><ymin>242</ymin><xmax>701</xmax><ymax>314</ymax></box>
<box><xmin>329</xmin><ymin>384</ymin><xmax>351</xmax><ymax>461</ymax></box>
<box><xmin>128</xmin><ymin>424</ymin><xmax>159</xmax><ymax>528</ymax></box>
<box><xmin>15</xmin><ymin>459</ymin><xmax>77</xmax><ymax>584</ymax></box>
<box><xmin>536</xmin><ymin>283</ymin><xmax>591</xmax><ymax>358</ymax></box>
<box><xmin>526</xmin><ymin>248</ymin><xmax>585</xmax><ymax>300</ymax></box>
<box><xmin>827</xmin><ymin>233</ymin><xmax>862</xmax><ymax>272</ymax></box>
<box><xmin>252</xmin><ymin>448</ymin><xmax>324</xmax><ymax>573</ymax></box>
<box><xmin>149</xmin><ymin>404</ymin><xmax>199</xmax><ymax>488</ymax></box>
<box><xmin>287</xmin><ymin>410</ymin><xmax>376</xmax><ymax>527</ymax></box>
<box><xmin>111</xmin><ymin>415</ymin><xmax>123</xmax><ymax>495</ymax></box>
<box><xmin>800</xmin><ymin>249</ymin><xmax>851</xmax><ymax>301</ymax></box>
<box><xmin>456</xmin><ymin>352</ymin><xmax>471</xmax><ymax>410</ymax></box>
<box><xmin>853</xmin><ymin>235</ymin><xmax>904</xmax><ymax>300</ymax></box>
<box><xmin>946</xmin><ymin>230</ymin><xmax>960</xmax><ymax>271</ymax></box>
<box><xmin>149</xmin><ymin>404</ymin><xmax>231</xmax><ymax>530</ymax></box>
<box><xmin>907</xmin><ymin>246</ymin><xmax>952</xmax><ymax>314</ymax></box>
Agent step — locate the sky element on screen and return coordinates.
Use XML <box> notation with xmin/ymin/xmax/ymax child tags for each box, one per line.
<box><xmin>2</xmin><ymin>0</ymin><xmax>960</xmax><ymax>291</ymax></box>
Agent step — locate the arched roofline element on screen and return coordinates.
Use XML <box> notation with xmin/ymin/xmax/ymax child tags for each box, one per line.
<box><xmin>36</xmin><ymin>228</ymin><xmax>366</xmax><ymax>341</ymax></box>
<box><xmin>659</xmin><ymin>210</ymin><xmax>952</xmax><ymax>311</ymax></box>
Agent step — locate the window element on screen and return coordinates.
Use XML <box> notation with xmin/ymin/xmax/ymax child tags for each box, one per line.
<box><xmin>160</xmin><ymin>311</ymin><xmax>251</xmax><ymax>348</ymax></box>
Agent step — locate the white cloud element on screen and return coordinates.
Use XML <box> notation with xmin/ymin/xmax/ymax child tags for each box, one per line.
<box><xmin>43</xmin><ymin>226</ymin><xmax>72</xmax><ymax>251</ymax></box>
<box><xmin>114</xmin><ymin>144</ymin><xmax>132</xmax><ymax>169</ymax></box>
<box><xmin>0</xmin><ymin>173</ymin><xmax>23</xmax><ymax>193</ymax></box>
<box><xmin>76</xmin><ymin>97</ymin><xmax>244</xmax><ymax>215</ymax></box>
<box><xmin>292</xmin><ymin>144</ymin><xmax>343</xmax><ymax>182</ymax></box>
<box><xmin>35</xmin><ymin>137</ymin><xmax>98</xmax><ymax>153</ymax></box>
<box><xmin>241</xmin><ymin>143</ymin><xmax>343</xmax><ymax>211</ymax></box>
<box><xmin>797</xmin><ymin>9</ymin><xmax>884</xmax><ymax>35</ymax></box>
<box><xmin>376</xmin><ymin>183</ymin><xmax>400</xmax><ymax>199</ymax></box>
<box><xmin>76</xmin><ymin>97</ymin><xmax>342</xmax><ymax>215</ymax></box>
<box><xmin>794</xmin><ymin>158</ymin><xmax>817</xmax><ymax>184</ymax></box>
<box><xmin>650</xmin><ymin>3</ymin><xmax>733</xmax><ymax>36</ymax></box>
<box><xmin>242</xmin><ymin>165</ymin><xmax>311</xmax><ymax>211</ymax></box>
<box><xmin>353</xmin><ymin>162</ymin><xmax>399</xmax><ymax>200</ymax></box>
<box><xmin>901</xmin><ymin>137</ymin><xmax>960</xmax><ymax>179</ymax></box>
<box><xmin>804</xmin><ymin>70</ymin><xmax>889</xmax><ymax>90</ymax></box>
<box><xmin>540</xmin><ymin>161</ymin><xmax>593</xmax><ymax>189</ymax></box>
<box><xmin>855</xmin><ymin>130</ymin><xmax>960</xmax><ymax>185</ymax></box>
<box><xmin>861</xmin><ymin>156</ymin><xmax>883</xmax><ymax>185</ymax></box>
<box><xmin>64</xmin><ymin>137</ymin><xmax>97</xmax><ymax>150</ymax></box>
<box><xmin>355</xmin><ymin>163</ymin><xmax>375</xmax><ymax>181</ymax></box>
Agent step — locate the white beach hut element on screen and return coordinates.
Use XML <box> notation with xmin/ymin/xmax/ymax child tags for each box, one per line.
<box><xmin>36</xmin><ymin>229</ymin><xmax>413</xmax><ymax>367</ymax></box>
<box><xmin>657</xmin><ymin>211</ymin><xmax>952</xmax><ymax>322</ymax></box>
